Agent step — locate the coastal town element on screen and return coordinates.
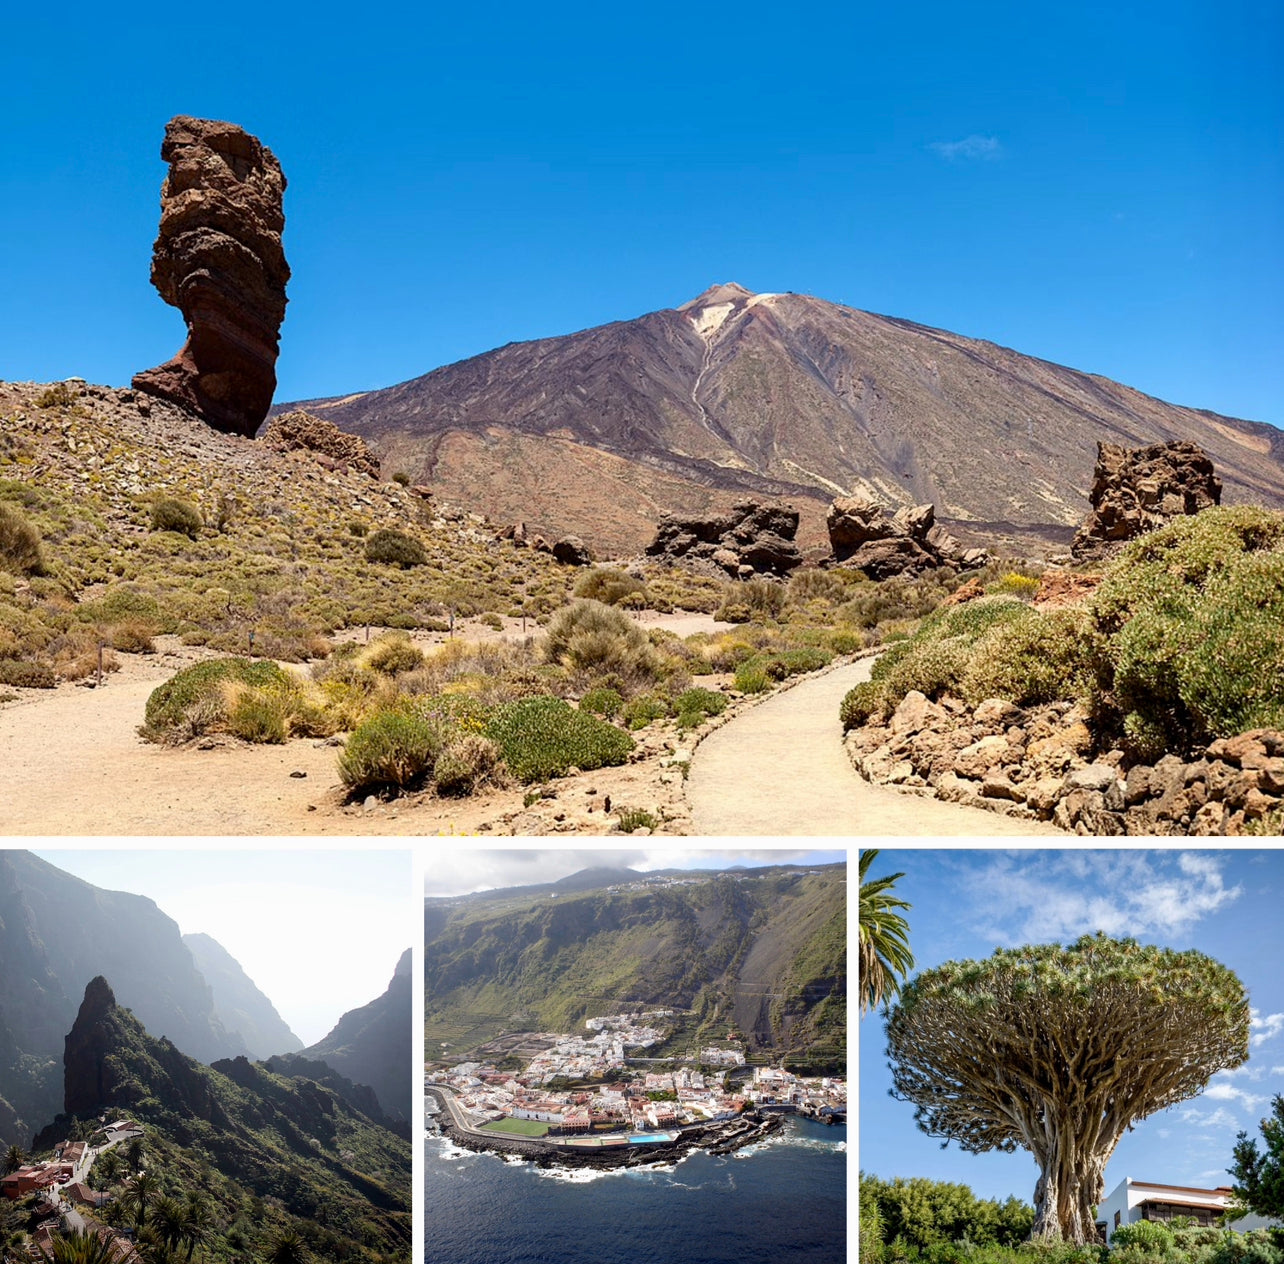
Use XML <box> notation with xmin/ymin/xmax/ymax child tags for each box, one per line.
<box><xmin>425</xmin><ymin>1010</ymin><xmax>845</xmax><ymax>1164</ymax></box>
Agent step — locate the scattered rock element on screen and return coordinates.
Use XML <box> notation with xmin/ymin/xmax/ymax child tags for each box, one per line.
<box><xmin>289</xmin><ymin>770</ymin><xmax>307</xmax><ymax>778</ymax></box>
<box><xmin>645</xmin><ymin>499</ymin><xmax>803</xmax><ymax>578</ymax></box>
<box><xmin>133</xmin><ymin>115</ymin><xmax>290</xmax><ymax>438</ymax></box>
<box><xmin>826</xmin><ymin>495</ymin><xmax>986</xmax><ymax>578</ymax></box>
<box><xmin>551</xmin><ymin>536</ymin><xmax>594</xmax><ymax>566</ymax></box>
<box><xmin>1071</xmin><ymin>440</ymin><xmax>1222</xmax><ymax>560</ymax></box>
<box><xmin>261</xmin><ymin>411</ymin><xmax>381</xmax><ymax>478</ymax></box>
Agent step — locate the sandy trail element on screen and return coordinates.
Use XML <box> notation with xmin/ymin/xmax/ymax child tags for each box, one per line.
<box><xmin>686</xmin><ymin>659</ymin><xmax>1063</xmax><ymax>837</ymax></box>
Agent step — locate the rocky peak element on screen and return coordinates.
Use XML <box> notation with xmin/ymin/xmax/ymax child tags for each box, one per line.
<box><xmin>133</xmin><ymin>114</ymin><xmax>290</xmax><ymax>439</ymax></box>
<box><xmin>678</xmin><ymin>282</ymin><xmax>756</xmax><ymax>311</ymax></box>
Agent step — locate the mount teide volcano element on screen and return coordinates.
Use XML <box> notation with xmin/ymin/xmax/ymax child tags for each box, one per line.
<box><xmin>280</xmin><ymin>284</ymin><xmax>1284</xmax><ymax>555</ymax></box>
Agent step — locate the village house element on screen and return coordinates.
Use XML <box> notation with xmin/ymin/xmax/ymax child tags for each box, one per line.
<box><xmin>1097</xmin><ymin>1178</ymin><xmax>1283</xmax><ymax>1244</ymax></box>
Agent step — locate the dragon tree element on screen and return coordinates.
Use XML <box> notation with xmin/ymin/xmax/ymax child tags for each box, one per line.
<box><xmin>885</xmin><ymin>933</ymin><xmax>1249</xmax><ymax>1244</ymax></box>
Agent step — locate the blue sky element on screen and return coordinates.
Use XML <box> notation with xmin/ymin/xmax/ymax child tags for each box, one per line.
<box><xmin>1</xmin><ymin>1</ymin><xmax>1280</xmax><ymax>425</ymax></box>
<box><xmin>860</xmin><ymin>848</ymin><xmax>1284</xmax><ymax>1204</ymax></box>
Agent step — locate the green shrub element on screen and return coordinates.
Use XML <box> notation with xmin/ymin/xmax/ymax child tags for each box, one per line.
<box><xmin>391</xmin><ymin>471</ymin><xmax>411</xmax><ymax>486</ymax></box>
<box><xmin>962</xmin><ymin>607</ymin><xmax>1096</xmax><ymax>707</ymax></box>
<box><xmin>485</xmin><ymin>695</ymin><xmax>634</xmax><ymax>782</ymax></box>
<box><xmin>143</xmin><ymin>658</ymin><xmax>294</xmax><ymax>741</ymax></box>
<box><xmin>338</xmin><ymin>709</ymin><xmax>448</xmax><ymax>794</ymax></box>
<box><xmin>1110</xmin><ymin>1222</ymin><xmax>1175</xmax><ymax>1252</ymax></box>
<box><xmin>829</xmin><ymin>629</ymin><xmax>866</xmax><ymax>655</ymax></box>
<box><xmin>987</xmin><ymin>572</ymin><xmax>1041</xmax><ymax>599</ymax></box>
<box><xmin>617</xmin><ymin>806</ymin><xmax>659</xmax><ymax>833</ymax></box>
<box><xmin>790</xmin><ymin>568</ymin><xmax>847</xmax><ymax>603</ymax></box>
<box><xmin>574</xmin><ymin>567</ymin><xmax>647</xmax><ymax>606</ymax></box>
<box><xmin>841</xmin><ymin>680</ymin><xmax>886</xmax><ymax>730</ymax></box>
<box><xmin>228</xmin><ymin>690</ymin><xmax>290</xmax><ymax>743</ymax></box>
<box><xmin>622</xmin><ymin>693</ymin><xmax>672</xmax><ymax>730</ymax></box>
<box><xmin>150</xmin><ymin>498</ymin><xmax>203</xmax><ymax>538</ymax></box>
<box><xmin>433</xmin><ymin>734</ymin><xmax>502</xmax><ymax>796</ymax></box>
<box><xmin>580</xmin><ymin>687</ymin><xmax>624</xmax><ymax>719</ymax></box>
<box><xmin>364</xmin><ymin>528</ymin><xmax>428</xmax><ymax>568</ymax></box>
<box><xmin>543</xmin><ymin>600</ymin><xmax>657</xmax><ymax>678</ymax></box>
<box><xmin>675</xmin><ymin>686</ymin><xmax>728</xmax><ymax>728</ymax></box>
<box><xmin>734</xmin><ymin>660</ymin><xmax>770</xmax><ymax>693</ymax></box>
<box><xmin>36</xmin><ymin>382</ymin><xmax>77</xmax><ymax>408</ymax></box>
<box><xmin>718</xmin><ymin>601</ymin><xmax>751</xmax><ymax>623</ymax></box>
<box><xmin>0</xmin><ymin>659</ymin><xmax>56</xmax><ymax>688</ymax></box>
<box><xmin>0</xmin><ymin>503</ymin><xmax>46</xmax><ymax>575</ymax></box>
<box><xmin>767</xmin><ymin>647</ymin><xmax>833</xmax><ymax>678</ymax></box>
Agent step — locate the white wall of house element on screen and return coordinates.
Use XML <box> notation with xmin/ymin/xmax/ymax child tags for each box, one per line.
<box><xmin>1099</xmin><ymin>1179</ymin><xmax>1281</xmax><ymax>1244</ymax></box>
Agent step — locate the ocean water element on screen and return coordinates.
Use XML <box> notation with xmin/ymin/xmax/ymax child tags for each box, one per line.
<box><xmin>424</xmin><ymin>1116</ymin><xmax>848</xmax><ymax>1264</ymax></box>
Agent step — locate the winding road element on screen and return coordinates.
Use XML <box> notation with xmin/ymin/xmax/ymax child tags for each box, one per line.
<box><xmin>686</xmin><ymin>659</ymin><xmax>1063</xmax><ymax>836</ymax></box>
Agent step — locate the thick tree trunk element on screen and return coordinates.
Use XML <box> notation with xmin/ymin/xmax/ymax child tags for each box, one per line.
<box><xmin>1031</xmin><ymin>1134</ymin><xmax>1108</xmax><ymax>1245</ymax></box>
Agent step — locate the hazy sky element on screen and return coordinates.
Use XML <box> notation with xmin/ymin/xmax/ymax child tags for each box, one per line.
<box><xmin>860</xmin><ymin>848</ymin><xmax>1284</xmax><ymax>1204</ymax></box>
<box><xmin>2</xmin><ymin>1</ymin><xmax>1279</xmax><ymax>426</ymax></box>
<box><xmin>423</xmin><ymin>847</ymin><xmax>847</xmax><ymax>897</ymax></box>
<box><xmin>33</xmin><ymin>848</ymin><xmax>413</xmax><ymax>1046</ymax></box>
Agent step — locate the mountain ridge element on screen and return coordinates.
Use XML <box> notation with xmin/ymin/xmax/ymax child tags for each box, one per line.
<box><xmin>278</xmin><ymin>285</ymin><xmax>1284</xmax><ymax>555</ymax></box>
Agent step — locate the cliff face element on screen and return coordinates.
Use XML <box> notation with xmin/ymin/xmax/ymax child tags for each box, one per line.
<box><xmin>301</xmin><ymin>950</ymin><xmax>411</xmax><ymax>1124</ymax></box>
<box><xmin>424</xmin><ymin>864</ymin><xmax>847</xmax><ymax>1070</ymax></box>
<box><xmin>183</xmin><ymin>933</ymin><xmax>303</xmax><ymax>1058</ymax></box>
<box><xmin>0</xmin><ymin>852</ymin><xmax>249</xmax><ymax>1144</ymax></box>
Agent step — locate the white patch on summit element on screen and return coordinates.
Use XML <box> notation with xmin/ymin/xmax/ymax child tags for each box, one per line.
<box><xmin>691</xmin><ymin>303</ymin><xmax>735</xmax><ymax>338</ymax></box>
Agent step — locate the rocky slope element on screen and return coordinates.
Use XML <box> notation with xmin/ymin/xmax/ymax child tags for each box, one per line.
<box><xmin>300</xmin><ymin>950</ymin><xmax>411</xmax><ymax>1125</ymax></box>
<box><xmin>35</xmin><ymin>977</ymin><xmax>410</xmax><ymax>1262</ymax></box>
<box><xmin>279</xmin><ymin>283</ymin><xmax>1284</xmax><ymax>555</ymax></box>
<box><xmin>0</xmin><ymin>851</ymin><xmax>252</xmax><ymax>1144</ymax></box>
<box><xmin>424</xmin><ymin>863</ymin><xmax>846</xmax><ymax>1071</ymax></box>
<box><xmin>183</xmin><ymin>932</ymin><xmax>303</xmax><ymax>1059</ymax></box>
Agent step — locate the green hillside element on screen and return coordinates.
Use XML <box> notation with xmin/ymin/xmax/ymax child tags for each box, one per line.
<box><xmin>424</xmin><ymin>863</ymin><xmax>846</xmax><ymax>1073</ymax></box>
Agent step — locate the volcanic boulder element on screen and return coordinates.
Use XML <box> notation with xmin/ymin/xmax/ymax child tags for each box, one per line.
<box><xmin>262</xmin><ymin>410</ymin><xmax>381</xmax><ymax>478</ymax></box>
<box><xmin>826</xmin><ymin>496</ymin><xmax>985</xmax><ymax>578</ymax></box>
<box><xmin>133</xmin><ymin>115</ymin><xmax>290</xmax><ymax>438</ymax></box>
<box><xmin>645</xmin><ymin>500</ymin><xmax>804</xmax><ymax>578</ymax></box>
<box><xmin>1071</xmin><ymin>440</ymin><xmax>1222</xmax><ymax>560</ymax></box>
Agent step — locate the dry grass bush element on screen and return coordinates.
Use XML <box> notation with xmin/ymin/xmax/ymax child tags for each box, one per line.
<box><xmin>339</xmin><ymin>708</ymin><xmax>449</xmax><ymax>794</ymax></box>
<box><xmin>433</xmin><ymin>734</ymin><xmax>504</xmax><ymax>796</ymax></box>
<box><xmin>542</xmin><ymin>600</ymin><xmax>659</xmax><ymax>681</ymax></box>
<box><xmin>962</xmin><ymin>606</ymin><xmax>1096</xmax><ymax>707</ymax></box>
<box><xmin>574</xmin><ymin>567</ymin><xmax>647</xmax><ymax>606</ymax></box>
<box><xmin>0</xmin><ymin>503</ymin><xmax>46</xmax><ymax>576</ymax></box>
<box><xmin>362</xmin><ymin>633</ymin><xmax>425</xmax><ymax>676</ymax></box>
<box><xmin>107</xmin><ymin>619</ymin><xmax>157</xmax><ymax>653</ymax></box>
<box><xmin>150</xmin><ymin>498</ymin><xmax>203</xmax><ymax>539</ymax></box>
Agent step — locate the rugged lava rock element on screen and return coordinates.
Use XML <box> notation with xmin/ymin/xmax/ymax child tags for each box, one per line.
<box><xmin>1071</xmin><ymin>440</ymin><xmax>1222</xmax><ymax>560</ymax></box>
<box><xmin>261</xmin><ymin>410</ymin><xmax>380</xmax><ymax>478</ymax></box>
<box><xmin>133</xmin><ymin>115</ymin><xmax>290</xmax><ymax>438</ymax></box>
<box><xmin>826</xmin><ymin>495</ymin><xmax>986</xmax><ymax>577</ymax></box>
<box><xmin>645</xmin><ymin>499</ymin><xmax>803</xmax><ymax>577</ymax></box>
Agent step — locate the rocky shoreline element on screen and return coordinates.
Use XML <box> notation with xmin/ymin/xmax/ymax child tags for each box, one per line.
<box><xmin>427</xmin><ymin>1090</ymin><xmax>783</xmax><ymax>1169</ymax></box>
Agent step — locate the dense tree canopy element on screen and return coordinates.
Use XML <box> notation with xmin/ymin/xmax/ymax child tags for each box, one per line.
<box><xmin>886</xmin><ymin>934</ymin><xmax>1249</xmax><ymax>1245</ymax></box>
<box><xmin>1231</xmin><ymin>1094</ymin><xmax>1284</xmax><ymax>1235</ymax></box>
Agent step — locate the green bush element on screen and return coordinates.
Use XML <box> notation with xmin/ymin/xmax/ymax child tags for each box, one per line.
<box><xmin>617</xmin><ymin>806</ymin><xmax>659</xmax><ymax>833</ymax></box>
<box><xmin>0</xmin><ymin>503</ymin><xmax>46</xmax><ymax>575</ymax></box>
<box><xmin>622</xmin><ymin>693</ymin><xmax>672</xmax><ymax>730</ymax></box>
<box><xmin>364</xmin><ymin>528</ymin><xmax>428</xmax><ymax>568</ymax></box>
<box><xmin>35</xmin><ymin>381</ymin><xmax>77</xmax><ymax>408</ymax></box>
<box><xmin>962</xmin><ymin>607</ymin><xmax>1096</xmax><ymax>707</ymax></box>
<box><xmin>675</xmin><ymin>686</ymin><xmax>728</xmax><ymax>728</ymax></box>
<box><xmin>574</xmin><ymin>567</ymin><xmax>647</xmax><ymax>606</ymax></box>
<box><xmin>1110</xmin><ymin>1222</ymin><xmax>1175</xmax><ymax>1252</ymax></box>
<box><xmin>150</xmin><ymin>498</ymin><xmax>203</xmax><ymax>538</ymax></box>
<box><xmin>580</xmin><ymin>687</ymin><xmax>624</xmax><ymax>719</ymax></box>
<box><xmin>144</xmin><ymin>658</ymin><xmax>294</xmax><ymax>739</ymax></box>
<box><xmin>987</xmin><ymin>572</ymin><xmax>1041</xmax><ymax>599</ymax></box>
<box><xmin>338</xmin><ymin>709</ymin><xmax>448</xmax><ymax>794</ymax></box>
<box><xmin>841</xmin><ymin>680</ymin><xmax>886</xmax><ymax>730</ymax></box>
<box><xmin>228</xmin><ymin>690</ymin><xmax>290</xmax><ymax>743</ymax></box>
<box><xmin>485</xmin><ymin>695</ymin><xmax>634</xmax><ymax>782</ymax></box>
<box><xmin>734</xmin><ymin>660</ymin><xmax>770</xmax><ymax>693</ymax></box>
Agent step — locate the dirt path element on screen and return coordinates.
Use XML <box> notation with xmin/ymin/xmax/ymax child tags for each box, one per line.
<box><xmin>686</xmin><ymin>659</ymin><xmax>1063</xmax><ymax>836</ymax></box>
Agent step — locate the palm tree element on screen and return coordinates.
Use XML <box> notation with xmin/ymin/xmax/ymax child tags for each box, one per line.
<box><xmin>2</xmin><ymin>1145</ymin><xmax>23</xmax><ymax>1175</ymax></box>
<box><xmin>121</xmin><ymin>1170</ymin><xmax>160</xmax><ymax>1229</ymax></box>
<box><xmin>50</xmin><ymin>1229</ymin><xmax>138</xmax><ymax>1264</ymax></box>
<box><xmin>858</xmin><ymin>849</ymin><xmax>915</xmax><ymax>1015</ymax></box>
<box><xmin>152</xmin><ymin>1197</ymin><xmax>188</xmax><ymax>1253</ymax></box>
<box><xmin>181</xmin><ymin>1193</ymin><xmax>213</xmax><ymax>1263</ymax></box>
<box><xmin>262</xmin><ymin>1227</ymin><xmax>308</xmax><ymax>1264</ymax></box>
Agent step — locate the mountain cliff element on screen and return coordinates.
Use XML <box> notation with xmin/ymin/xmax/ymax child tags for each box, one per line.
<box><xmin>0</xmin><ymin>851</ymin><xmax>250</xmax><ymax>1144</ymax></box>
<box><xmin>280</xmin><ymin>284</ymin><xmax>1284</xmax><ymax>554</ymax></box>
<box><xmin>183</xmin><ymin>932</ymin><xmax>303</xmax><ymax>1058</ymax></box>
<box><xmin>424</xmin><ymin>863</ymin><xmax>846</xmax><ymax>1072</ymax></box>
<box><xmin>300</xmin><ymin>950</ymin><xmax>411</xmax><ymax>1125</ymax></box>
<box><xmin>34</xmin><ymin>977</ymin><xmax>410</xmax><ymax>1262</ymax></box>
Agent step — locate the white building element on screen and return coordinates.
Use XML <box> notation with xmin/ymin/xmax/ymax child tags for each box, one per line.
<box><xmin>1097</xmin><ymin>1178</ymin><xmax>1281</xmax><ymax>1244</ymax></box>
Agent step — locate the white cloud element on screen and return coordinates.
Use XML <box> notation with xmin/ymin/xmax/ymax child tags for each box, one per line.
<box><xmin>1251</xmin><ymin>1010</ymin><xmax>1284</xmax><ymax>1047</ymax></box>
<box><xmin>968</xmin><ymin>851</ymin><xmax>1242</xmax><ymax>945</ymax></box>
<box><xmin>1203</xmin><ymin>1080</ymin><xmax>1266</xmax><ymax>1110</ymax></box>
<box><xmin>1180</xmin><ymin>1106</ymin><xmax>1241</xmax><ymax>1130</ymax></box>
<box><xmin>930</xmin><ymin>134</ymin><xmax>1003</xmax><ymax>161</ymax></box>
